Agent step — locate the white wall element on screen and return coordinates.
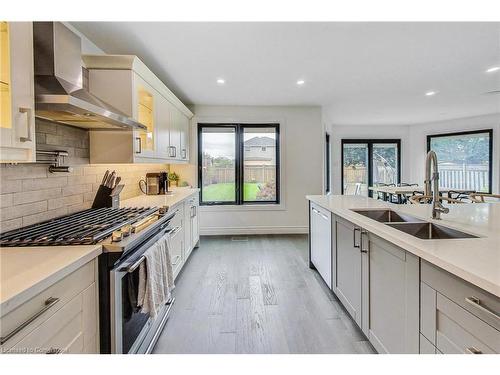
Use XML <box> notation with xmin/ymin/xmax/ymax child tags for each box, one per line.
<box><xmin>323</xmin><ymin>104</ymin><xmax>500</xmax><ymax>195</ymax></box>
<box><xmin>172</xmin><ymin>105</ymin><xmax>323</xmax><ymax>235</ymax></box>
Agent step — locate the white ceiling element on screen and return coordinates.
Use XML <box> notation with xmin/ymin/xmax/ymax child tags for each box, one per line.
<box><xmin>72</xmin><ymin>22</ymin><xmax>500</xmax><ymax>125</ymax></box>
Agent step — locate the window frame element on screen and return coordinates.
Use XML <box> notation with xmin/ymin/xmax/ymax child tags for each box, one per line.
<box><xmin>198</xmin><ymin>123</ymin><xmax>280</xmax><ymax>206</ymax></box>
<box><xmin>426</xmin><ymin>129</ymin><xmax>493</xmax><ymax>194</ymax></box>
<box><xmin>341</xmin><ymin>139</ymin><xmax>402</xmax><ymax>197</ymax></box>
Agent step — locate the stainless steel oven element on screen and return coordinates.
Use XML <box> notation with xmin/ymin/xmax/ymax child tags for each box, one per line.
<box><xmin>110</xmin><ymin>221</ymin><xmax>175</xmax><ymax>354</ymax></box>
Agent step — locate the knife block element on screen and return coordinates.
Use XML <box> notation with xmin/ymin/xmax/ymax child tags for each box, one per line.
<box><xmin>92</xmin><ymin>185</ymin><xmax>119</xmax><ymax>209</ymax></box>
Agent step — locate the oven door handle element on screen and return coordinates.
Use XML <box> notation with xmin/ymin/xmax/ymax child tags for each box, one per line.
<box><xmin>118</xmin><ymin>226</ymin><xmax>173</xmax><ymax>273</ymax></box>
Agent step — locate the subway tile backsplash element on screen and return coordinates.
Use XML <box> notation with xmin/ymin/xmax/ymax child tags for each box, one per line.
<box><xmin>0</xmin><ymin>119</ymin><xmax>169</xmax><ymax>232</ymax></box>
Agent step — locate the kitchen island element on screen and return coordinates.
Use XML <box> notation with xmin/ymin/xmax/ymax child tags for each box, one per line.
<box><xmin>306</xmin><ymin>195</ymin><xmax>499</xmax><ymax>354</ymax></box>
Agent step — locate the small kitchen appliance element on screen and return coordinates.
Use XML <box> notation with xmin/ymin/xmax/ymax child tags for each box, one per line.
<box><xmin>139</xmin><ymin>172</ymin><xmax>169</xmax><ymax>195</ymax></box>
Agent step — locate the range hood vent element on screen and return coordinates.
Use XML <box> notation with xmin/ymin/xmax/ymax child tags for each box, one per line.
<box><xmin>33</xmin><ymin>22</ymin><xmax>145</xmax><ymax>131</ymax></box>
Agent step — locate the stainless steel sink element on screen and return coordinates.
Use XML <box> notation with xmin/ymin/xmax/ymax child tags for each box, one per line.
<box><xmin>385</xmin><ymin>222</ymin><xmax>478</xmax><ymax>239</ymax></box>
<box><xmin>352</xmin><ymin>209</ymin><xmax>423</xmax><ymax>223</ymax></box>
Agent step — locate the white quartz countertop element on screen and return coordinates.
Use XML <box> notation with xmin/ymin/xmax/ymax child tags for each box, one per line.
<box><xmin>120</xmin><ymin>187</ymin><xmax>199</xmax><ymax>209</ymax></box>
<box><xmin>0</xmin><ymin>245</ymin><xmax>102</xmax><ymax>315</ymax></box>
<box><xmin>306</xmin><ymin>195</ymin><xmax>500</xmax><ymax>297</ymax></box>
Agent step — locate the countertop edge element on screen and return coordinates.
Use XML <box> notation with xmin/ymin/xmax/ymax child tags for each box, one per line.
<box><xmin>0</xmin><ymin>245</ymin><xmax>102</xmax><ymax>316</ymax></box>
<box><xmin>306</xmin><ymin>195</ymin><xmax>500</xmax><ymax>298</ymax></box>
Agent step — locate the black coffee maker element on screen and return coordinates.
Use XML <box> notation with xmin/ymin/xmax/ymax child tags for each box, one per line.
<box><xmin>139</xmin><ymin>171</ymin><xmax>169</xmax><ymax>195</ymax></box>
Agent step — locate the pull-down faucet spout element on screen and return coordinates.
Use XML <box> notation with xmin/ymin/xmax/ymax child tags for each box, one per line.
<box><xmin>424</xmin><ymin>151</ymin><xmax>449</xmax><ymax>219</ymax></box>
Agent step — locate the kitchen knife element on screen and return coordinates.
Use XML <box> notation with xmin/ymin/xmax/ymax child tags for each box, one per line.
<box><xmin>114</xmin><ymin>176</ymin><xmax>121</xmax><ymax>188</ymax></box>
<box><xmin>108</xmin><ymin>176</ymin><xmax>116</xmax><ymax>189</ymax></box>
<box><xmin>106</xmin><ymin>171</ymin><xmax>116</xmax><ymax>187</ymax></box>
<box><xmin>101</xmin><ymin>170</ymin><xmax>109</xmax><ymax>185</ymax></box>
<box><xmin>111</xmin><ymin>184</ymin><xmax>124</xmax><ymax>196</ymax></box>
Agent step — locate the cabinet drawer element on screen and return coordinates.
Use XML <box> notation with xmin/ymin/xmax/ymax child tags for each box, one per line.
<box><xmin>436</xmin><ymin>293</ymin><xmax>499</xmax><ymax>354</ymax></box>
<box><xmin>421</xmin><ymin>261</ymin><xmax>500</xmax><ymax>330</ymax></box>
<box><xmin>169</xmin><ymin>205</ymin><xmax>184</xmax><ymax>229</ymax></box>
<box><xmin>0</xmin><ymin>260</ymin><xmax>95</xmax><ymax>350</ymax></box>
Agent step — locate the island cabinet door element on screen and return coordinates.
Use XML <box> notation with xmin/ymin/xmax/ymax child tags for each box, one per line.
<box><xmin>334</xmin><ymin>215</ymin><xmax>362</xmax><ymax>328</ymax></box>
<box><xmin>310</xmin><ymin>203</ymin><xmax>332</xmax><ymax>289</ymax></box>
<box><xmin>367</xmin><ymin>233</ymin><xmax>420</xmax><ymax>354</ymax></box>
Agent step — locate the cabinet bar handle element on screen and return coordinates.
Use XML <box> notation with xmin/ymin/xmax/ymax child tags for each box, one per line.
<box><xmin>182</xmin><ymin>149</ymin><xmax>187</xmax><ymax>159</ymax></box>
<box><xmin>0</xmin><ymin>297</ymin><xmax>59</xmax><ymax>345</ymax></box>
<box><xmin>465</xmin><ymin>296</ymin><xmax>500</xmax><ymax>321</ymax></box>
<box><xmin>135</xmin><ymin>137</ymin><xmax>142</xmax><ymax>153</ymax></box>
<box><xmin>360</xmin><ymin>230</ymin><xmax>369</xmax><ymax>253</ymax></box>
<box><xmin>466</xmin><ymin>347</ymin><xmax>482</xmax><ymax>354</ymax></box>
<box><xmin>353</xmin><ymin>227</ymin><xmax>361</xmax><ymax>248</ymax></box>
<box><xmin>19</xmin><ymin>107</ymin><xmax>33</xmax><ymax>142</ymax></box>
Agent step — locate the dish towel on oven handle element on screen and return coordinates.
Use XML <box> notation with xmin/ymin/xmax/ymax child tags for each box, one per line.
<box><xmin>137</xmin><ymin>233</ymin><xmax>175</xmax><ymax>318</ymax></box>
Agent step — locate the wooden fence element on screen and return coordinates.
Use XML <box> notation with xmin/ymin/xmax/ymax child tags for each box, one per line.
<box><xmin>203</xmin><ymin>166</ymin><xmax>276</xmax><ymax>185</ymax></box>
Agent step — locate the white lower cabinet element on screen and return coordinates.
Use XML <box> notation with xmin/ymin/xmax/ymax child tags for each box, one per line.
<box><xmin>168</xmin><ymin>193</ymin><xmax>200</xmax><ymax>280</ymax></box>
<box><xmin>184</xmin><ymin>194</ymin><xmax>200</xmax><ymax>261</ymax></box>
<box><xmin>332</xmin><ymin>215</ymin><xmax>419</xmax><ymax>353</ymax></box>
<box><xmin>367</xmin><ymin>234</ymin><xmax>419</xmax><ymax>354</ymax></box>
<box><xmin>314</xmin><ymin>209</ymin><xmax>499</xmax><ymax>355</ymax></box>
<box><xmin>333</xmin><ymin>215</ymin><xmax>364</xmax><ymax>329</ymax></box>
<box><xmin>420</xmin><ymin>261</ymin><xmax>500</xmax><ymax>354</ymax></box>
<box><xmin>310</xmin><ymin>203</ymin><xmax>332</xmax><ymax>288</ymax></box>
<box><xmin>0</xmin><ymin>259</ymin><xmax>99</xmax><ymax>354</ymax></box>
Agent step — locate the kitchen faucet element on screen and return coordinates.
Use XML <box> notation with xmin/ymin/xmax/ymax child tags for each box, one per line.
<box><xmin>424</xmin><ymin>150</ymin><xmax>449</xmax><ymax>220</ymax></box>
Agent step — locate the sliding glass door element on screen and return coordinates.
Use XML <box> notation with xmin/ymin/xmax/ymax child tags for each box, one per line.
<box><xmin>342</xmin><ymin>139</ymin><xmax>401</xmax><ymax>196</ymax></box>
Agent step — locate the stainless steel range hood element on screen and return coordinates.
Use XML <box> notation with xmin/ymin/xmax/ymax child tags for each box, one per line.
<box><xmin>33</xmin><ymin>22</ymin><xmax>146</xmax><ymax>131</ymax></box>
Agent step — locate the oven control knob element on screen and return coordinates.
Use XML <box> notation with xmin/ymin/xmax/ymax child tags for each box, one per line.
<box><xmin>111</xmin><ymin>231</ymin><xmax>123</xmax><ymax>242</ymax></box>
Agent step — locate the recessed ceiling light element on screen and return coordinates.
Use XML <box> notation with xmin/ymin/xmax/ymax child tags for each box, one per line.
<box><xmin>216</xmin><ymin>78</ymin><xmax>225</xmax><ymax>85</ymax></box>
<box><xmin>296</xmin><ymin>79</ymin><xmax>305</xmax><ymax>85</ymax></box>
<box><xmin>425</xmin><ymin>91</ymin><xmax>437</xmax><ymax>96</ymax></box>
<box><xmin>486</xmin><ymin>66</ymin><xmax>500</xmax><ymax>73</ymax></box>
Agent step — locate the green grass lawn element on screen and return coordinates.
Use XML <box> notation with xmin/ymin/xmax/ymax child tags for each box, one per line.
<box><xmin>202</xmin><ymin>183</ymin><xmax>260</xmax><ymax>202</ymax></box>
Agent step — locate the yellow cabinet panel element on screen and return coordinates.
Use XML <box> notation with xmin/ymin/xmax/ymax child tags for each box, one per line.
<box><xmin>0</xmin><ymin>21</ymin><xmax>12</xmax><ymax>129</ymax></box>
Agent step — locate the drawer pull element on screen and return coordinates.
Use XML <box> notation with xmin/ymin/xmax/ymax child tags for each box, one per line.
<box><xmin>465</xmin><ymin>296</ymin><xmax>500</xmax><ymax>321</ymax></box>
<box><xmin>466</xmin><ymin>347</ymin><xmax>482</xmax><ymax>354</ymax></box>
<box><xmin>0</xmin><ymin>297</ymin><xmax>59</xmax><ymax>345</ymax></box>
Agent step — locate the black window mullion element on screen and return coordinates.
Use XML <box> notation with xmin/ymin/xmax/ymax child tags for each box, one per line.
<box><xmin>236</xmin><ymin>124</ymin><xmax>243</xmax><ymax>205</ymax></box>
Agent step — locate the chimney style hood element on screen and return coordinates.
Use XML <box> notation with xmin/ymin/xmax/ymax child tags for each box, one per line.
<box><xmin>33</xmin><ymin>22</ymin><xmax>145</xmax><ymax>131</ymax></box>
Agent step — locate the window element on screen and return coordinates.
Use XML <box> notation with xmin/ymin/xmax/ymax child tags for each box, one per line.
<box><xmin>198</xmin><ymin>123</ymin><xmax>280</xmax><ymax>205</ymax></box>
<box><xmin>427</xmin><ymin>129</ymin><xmax>493</xmax><ymax>193</ymax></box>
<box><xmin>341</xmin><ymin>139</ymin><xmax>401</xmax><ymax>196</ymax></box>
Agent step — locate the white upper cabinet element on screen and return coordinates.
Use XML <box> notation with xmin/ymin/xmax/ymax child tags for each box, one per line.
<box><xmin>83</xmin><ymin>55</ymin><xmax>193</xmax><ymax>164</ymax></box>
<box><xmin>0</xmin><ymin>22</ymin><xmax>36</xmax><ymax>163</ymax></box>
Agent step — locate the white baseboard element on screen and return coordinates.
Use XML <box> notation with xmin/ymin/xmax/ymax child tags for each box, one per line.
<box><xmin>200</xmin><ymin>225</ymin><xmax>308</xmax><ymax>236</ymax></box>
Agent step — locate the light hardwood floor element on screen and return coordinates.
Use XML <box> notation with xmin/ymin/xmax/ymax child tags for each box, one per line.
<box><xmin>153</xmin><ymin>234</ymin><xmax>375</xmax><ymax>354</ymax></box>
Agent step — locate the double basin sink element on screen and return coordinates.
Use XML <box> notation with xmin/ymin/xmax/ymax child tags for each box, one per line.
<box><xmin>351</xmin><ymin>209</ymin><xmax>477</xmax><ymax>239</ymax></box>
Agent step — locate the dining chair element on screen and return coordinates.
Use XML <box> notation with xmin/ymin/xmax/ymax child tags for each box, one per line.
<box><xmin>469</xmin><ymin>193</ymin><xmax>500</xmax><ymax>203</ymax></box>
